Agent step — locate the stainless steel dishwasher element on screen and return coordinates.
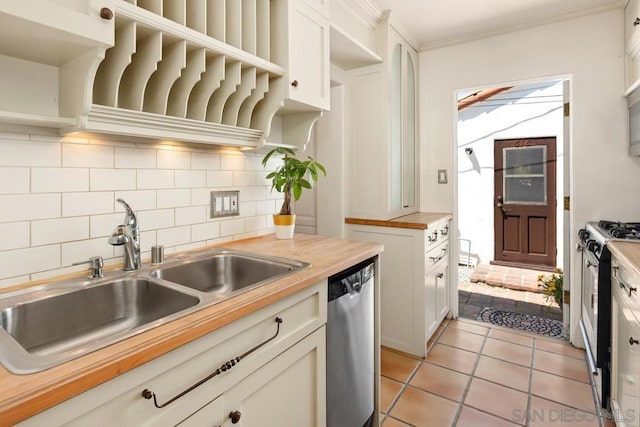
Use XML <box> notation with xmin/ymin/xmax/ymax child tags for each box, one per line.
<box><xmin>327</xmin><ymin>258</ymin><xmax>375</xmax><ymax>427</ymax></box>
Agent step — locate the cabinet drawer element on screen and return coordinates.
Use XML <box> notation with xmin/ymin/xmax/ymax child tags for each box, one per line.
<box><xmin>426</xmin><ymin>241</ymin><xmax>448</xmax><ymax>272</ymax></box>
<box><xmin>612</xmin><ymin>262</ymin><xmax>640</xmax><ymax>314</ymax></box>
<box><xmin>425</xmin><ymin>221</ymin><xmax>450</xmax><ymax>252</ymax></box>
<box><xmin>20</xmin><ymin>281</ymin><xmax>327</xmax><ymax>427</ymax></box>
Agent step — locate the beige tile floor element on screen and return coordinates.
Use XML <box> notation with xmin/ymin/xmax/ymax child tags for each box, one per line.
<box><xmin>380</xmin><ymin>317</ymin><xmax>612</xmax><ymax>427</ymax></box>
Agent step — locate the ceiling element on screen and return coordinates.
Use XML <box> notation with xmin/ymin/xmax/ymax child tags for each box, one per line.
<box><xmin>370</xmin><ymin>0</ymin><xmax>624</xmax><ymax>50</ymax></box>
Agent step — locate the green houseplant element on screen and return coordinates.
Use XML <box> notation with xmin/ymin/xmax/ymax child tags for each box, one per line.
<box><xmin>261</xmin><ymin>147</ymin><xmax>326</xmax><ymax>238</ymax></box>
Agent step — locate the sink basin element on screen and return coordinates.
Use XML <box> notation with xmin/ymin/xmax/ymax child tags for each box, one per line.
<box><xmin>0</xmin><ymin>278</ymin><xmax>200</xmax><ymax>373</ymax></box>
<box><xmin>150</xmin><ymin>250</ymin><xmax>310</xmax><ymax>294</ymax></box>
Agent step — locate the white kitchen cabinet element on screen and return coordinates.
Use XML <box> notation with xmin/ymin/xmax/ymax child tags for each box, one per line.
<box><xmin>1</xmin><ymin>0</ymin><xmax>328</xmax><ymax>150</ymax></box>
<box><xmin>0</xmin><ymin>0</ymin><xmax>114</xmax><ymax>128</ymax></box>
<box><xmin>347</xmin><ymin>13</ymin><xmax>418</xmax><ymax>220</ymax></box>
<box><xmin>19</xmin><ymin>281</ymin><xmax>327</xmax><ymax>427</ymax></box>
<box><xmin>347</xmin><ymin>218</ymin><xmax>450</xmax><ymax>357</ymax></box>
<box><xmin>611</xmin><ymin>260</ymin><xmax>640</xmax><ymax>427</ymax></box>
<box><xmin>625</xmin><ymin>0</ymin><xmax>640</xmax><ymax>93</ymax></box>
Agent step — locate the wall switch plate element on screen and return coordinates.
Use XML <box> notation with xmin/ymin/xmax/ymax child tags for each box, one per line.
<box><xmin>211</xmin><ymin>191</ymin><xmax>239</xmax><ymax>218</ymax></box>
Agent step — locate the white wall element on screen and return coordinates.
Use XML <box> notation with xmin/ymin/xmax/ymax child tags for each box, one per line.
<box><xmin>0</xmin><ymin>133</ymin><xmax>283</xmax><ymax>288</ymax></box>
<box><xmin>420</xmin><ymin>8</ymin><xmax>640</xmax><ymax>344</ymax></box>
<box><xmin>457</xmin><ymin>81</ymin><xmax>564</xmax><ymax>268</ymax></box>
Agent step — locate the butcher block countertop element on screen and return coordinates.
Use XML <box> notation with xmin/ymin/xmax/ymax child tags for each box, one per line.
<box><xmin>608</xmin><ymin>240</ymin><xmax>640</xmax><ymax>284</ymax></box>
<box><xmin>0</xmin><ymin>234</ymin><xmax>383</xmax><ymax>426</ymax></box>
<box><xmin>345</xmin><ymin>212</ymin><xmax>452</xmax><ymax>230</ymax></box>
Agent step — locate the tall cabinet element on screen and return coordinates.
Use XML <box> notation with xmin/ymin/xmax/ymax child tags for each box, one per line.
<box><xmin>347</xmin><ymin>12</ymin><xmax>418</xmax><ymax>220</ymax></box>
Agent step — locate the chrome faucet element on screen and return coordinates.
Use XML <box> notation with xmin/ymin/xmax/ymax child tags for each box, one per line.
<box><xmin>108</xmin><ymin>198</ymin><xmax>141</xmax><ymax>271</ymax></box>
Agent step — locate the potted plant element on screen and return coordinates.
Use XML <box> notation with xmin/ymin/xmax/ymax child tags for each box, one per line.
<box><xmin>261</xmin><ymin>147</ymin><xmax>326</xmax><ymax>239</ymax></box>
<box><xmin>537</xmin><ymin>271</ymin><xmax>563</xmax><ymax>310</ymax></box>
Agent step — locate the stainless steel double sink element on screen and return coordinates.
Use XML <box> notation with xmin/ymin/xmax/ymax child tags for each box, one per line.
<box><xmin>0</xmin><ymin>248</ymin><xmax>309</xmax><ymax>374</ymax></box>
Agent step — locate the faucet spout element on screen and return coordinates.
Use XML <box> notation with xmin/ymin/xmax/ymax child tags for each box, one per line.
<box><xmin>109</xmin><ymin>199</ymin><xmax>141</xmax><ymax>271</ymax></box>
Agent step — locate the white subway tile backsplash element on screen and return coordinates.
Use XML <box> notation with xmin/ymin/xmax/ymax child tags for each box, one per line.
<box><xmin>256</xmin><ymin>200</ymin><xmax>277</xmax><ymax>215</ymax></box>
<box><xmin>191</xmin><ymin>222</ymin><xmax>220</xmax><ymax>241</ymax></box>
<box><xmin>32</xmin><ymin>168</ymin><xmax>89</xmax><ymax>193</ymax></box>
<box><xmin>114</xmin><ymin>190</ymin><xmax>157</xmax><ymax>211</ymax></box>
<box><xmin>32</xmin><ymin>217</ymin><xmax>89</xmax><ymax>246</ymax></box>
<box><xmin>61</xmin><ymin>238</ymin><xmax>114</xmax><ymax>267</ymax></box>
<box><xmin>0</xmin><ymin>140</ymin><xmax>61</xmax><ymax>167</ymax></box>
<box><xmin>62</xmin><ymin>143</ymin><xmax>114</xmax><ymax>168</ymax></box>
<box><xmin>138</xmin><ymin>170</ymin><xmax>174</xmax><ymax>189</ymax></box>
<box><xmin>221</xmin><ymin>153</ymin><xmax>245</xmax><ymax>170</ymax></box>
<box><xmin>220</xmin><ymin>218</ymin><xmax>245</xmax><ymax>236</ymax></box>
<box><xmin>176</xmin><ymin>170</ymin><xmax>206</xmax><ymax>188</ymax></box>
<box><xmin>191</xmin><ymin>188</ymin><xmax>210</xmax><ymax>205</ymax></box>
<box><xmin>0</xmin><ymin>222</ymin><xmax>29</xmax><ymax>251</ymax></box>
<box><xmin>245</xmin><ymin>215</ymin><xmax>267</xmax><ymax>232</ymax></box>
<box><xmin>191</xmin><ymin>152</ymin><xmax>221</xmax><ymax>170</ymax></box>
<box><xmin>138</xmin><ymin>209</ymin><xmax>174</xmax><ymax>231</ymax></box>
<box><xmin>115</xmin><ymin>147</ymin><xmax>156</xmax><ymax>169</ymax></box>
<box><xmin>157</xmin><ymin>149</ymin><xmax>190</xmax><ymax>170</ymax></box>
<box><xmin>0</xmin><ymin>135</ymin><xmax>278</xmax><ymax>281</ymax></box>
<box><xmin>207</xmin><ymin>171</ymin><xmax>233</xmax><ymax>188</ymax></box>
<box><xmin>63</xmin><ymin>192</ymin><xmax>113</xmax><ymax>217</ymax></box>
<box><xmin>234</xmin><ymin>171</ymin><xmax>256</xmax><ymax>187</ymax></box>
<box><xmin>0</xmin><ymin>167</ymin><xmax>29</xmax><ymax>194</ymax></box>
<box><xmin>157</xmin><ymin>226</ymin><xmax>191</xmax><ymax>247</ymax></box>
<box><xmin>0</xmin><ymin>194</ymin><xmax>60</xmax><ymax>222</ymax></box>
<box><xmin>176</xmin><ymin>206</ymin><xmax>206</xmax><ymax>226</ymax></box>
<box><xmin>157</xmin><ymin>189</ymin><xmax>190</xmax><ymax>208</ymax></box>
<box><xmin>0</xmin><ymin>245</ymin><xmax>60</xmax><ymax>280</ymax></box>
<box><xmin>90</xmin><ymin>213</ymin><xmax>125</xmax><ymax>238</ymax></box>
<box><xmin>91</xmin><ymin>169</ymin><xmax>137</xmax><ymax>191</ymax></box>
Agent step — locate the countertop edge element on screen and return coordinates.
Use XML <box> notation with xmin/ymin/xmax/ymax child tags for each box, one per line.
<box><xmin>0</xmin><ymin>234</ymin><xmax>383</xmax><ymax>426</ymax></box>
<box><xmin>345</xmin><ymin>212</ymin><xmax>453</xmax><ymax>230</ymax></box>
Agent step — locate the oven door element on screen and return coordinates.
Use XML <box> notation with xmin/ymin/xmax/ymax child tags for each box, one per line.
<box><xmin>581</xmin><ymin>250</ymin><xmax>599</xmax><ymax>359</ymax></box>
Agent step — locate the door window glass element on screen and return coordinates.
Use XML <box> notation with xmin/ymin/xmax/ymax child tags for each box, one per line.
<box><xmin>503</xmin><ymin>146</ymin><xmax>547</xmax><ymax>204</ymax></box>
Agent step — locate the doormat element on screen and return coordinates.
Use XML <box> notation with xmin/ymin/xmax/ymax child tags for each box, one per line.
<box><xmin>477</xmin><ymin>307</ymin><xmax>564</xmax><ymax>338</ymax></box>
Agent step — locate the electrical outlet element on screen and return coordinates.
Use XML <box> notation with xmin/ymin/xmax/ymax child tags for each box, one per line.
<box><xmin>211</xmin><ymin>191</ymin><xmax>240</xmax><ymax>218</ymax></box>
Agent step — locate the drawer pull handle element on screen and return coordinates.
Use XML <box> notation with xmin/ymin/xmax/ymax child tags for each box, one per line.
<box><xmin>440</xmin><ymin>225</ymin><xmax>449</xmax><ymax>237</ymax></box>
<box><xmin>428</xmin><ymin>231</ymin><xmax>438</xmax><ymax>243</ymax></box>
<box><xmin>229</xmin><ymin>410</ymin><xmax>242</xmax><ymax>424</ymax></box>
<box><xmin>429</xmin><ymin>247</ymin><xmax>447</xmax><ymax>263</ymax></box>
<box><xmin>613</xmin><ymin>267</ymin><xmax>633</xmax><ymax>295</ymax></box>
<box><xmin>634</xmin><ymin>17</ymin><xmax>640</xmax><ymax>27</ymax></box>
<box><xmin>142</xmin><ymin>317</ymin><xmax>283</xmax><ymax>409</ymax></box>
<box><xmin>629</xmin><ymin>286</ymin><xmax>638</xmax><ymax>297</ymax></box>
<box><xmin>631</xmin><ymin>337</ymin><xmax>640</xmax><ymax>346</ymax></box>
<box><xmin>436</xmin><ymin>273</ymin><xmax>444</xmax><ymax>279</ymax></box>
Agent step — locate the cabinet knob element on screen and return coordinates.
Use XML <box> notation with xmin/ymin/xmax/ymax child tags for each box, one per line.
<box><xmin>634</xmin><ymin>17</ymin><xmax>640</xmax><ymax>27</ymax></box>
<box><xmin>100</xmin><ymin>7</ymin><xmax>114</xmax><ymax>20</ymax></box>
<box><xmin>291</xmin><ymin>80</ymin><xmax>299</xmax><ymax>88</ymax></box>
<box><xmin>630</xmin><ymin>337</ymin><xmax>640</xmax><ymax>346</ymax></box>
<box><xmin>229</xmin><ymin>410</ymin><xmax>242</xmax><ymax>424</ymax></box>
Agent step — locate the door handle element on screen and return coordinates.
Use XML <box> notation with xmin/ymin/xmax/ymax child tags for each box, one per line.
<box><xmin>496</xmin><ymin>202</ymin><xmax>507</xmax><ymax>213</ymax></box>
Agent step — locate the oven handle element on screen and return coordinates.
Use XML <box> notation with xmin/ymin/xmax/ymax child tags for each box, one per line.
<box><xmin>613</xmin><ymin>266</ymin><xmax>638</xmax><ymax>297</ymax></box>
<box><xmin>579</xmin><ymin>320</ymin><xmax>598</xmax><ymax>377</ymax></box>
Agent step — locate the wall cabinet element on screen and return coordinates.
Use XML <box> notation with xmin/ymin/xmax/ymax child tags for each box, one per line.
<box><xmin>347</xmin><ymin>219</ymin><xmax>450</xmax><ymax>357</ymax></box>
<box><xmin>0</xmin><ymin>0</ymin><xmax>329</xmax><ymax>149</ymax></box>
<box><xmin>625</xmin><ymin>0</ymin><xmax>640</xmax><ymax>94</ymax></box>
<box><xmin>610</xmin><ymin>259</ymin><xmax>640</xmax><ymax>427</ymax></box>
<box><xmin>19</xmin><ymin>281</ymin><xmax>327</xmax><ymax>426</ymax></box>
<box><xmin>347</xmin><ymin>14</ymin><xmax>418</xmax><ymax>220</ymax></box>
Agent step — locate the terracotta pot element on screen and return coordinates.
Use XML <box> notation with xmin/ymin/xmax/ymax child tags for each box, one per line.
<box><xmin>273</xmin><ymin>214</ymin><xmax>296</xmax><ymax>239</ymax></box>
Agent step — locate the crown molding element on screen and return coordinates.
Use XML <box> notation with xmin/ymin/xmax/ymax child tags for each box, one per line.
<box><xmin>420</xmin><ymin>1</ymin><xmax>622</xmax><ymax>52</ymax></box>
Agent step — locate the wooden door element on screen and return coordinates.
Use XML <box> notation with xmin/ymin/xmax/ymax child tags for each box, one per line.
<box><xmin>494</xmin><ymin>137</ymin><xmax>556</xmax><ymax>268</ymax></box>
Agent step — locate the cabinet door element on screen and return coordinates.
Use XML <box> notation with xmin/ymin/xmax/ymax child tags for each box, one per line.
<box><xmin>287</xmin><ymin>1</ymin><xmax>330</xmax><ymax>110</ymax></box>
<box><xmin>177</xmin><ymin>395</ymin><xmax>224</xmax><ymax>427</ymax></box>
<box><xmin>435</xmin><ymin>261</ymin><xmax>450</xmax><ymax>322</ymax></box>
<box><xmin>222</xmin><ymin>327</ymin><xmax>326</xmax><ymax>427</ymax></box>
<box><xmin>626</xmin><ymin>0</ymin><xmax>640</xmax><ymax>46</ymax></box>
<box><xmin>612</xmin><ymin>293</ymin><xmax>640</xmax><ymax>427</ymax></box>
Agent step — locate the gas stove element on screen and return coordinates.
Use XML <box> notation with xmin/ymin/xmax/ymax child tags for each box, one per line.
<box><xmin>580</xmin><ymin>221</ymin><xmax>640</xmax><ymax>260</ymax></box>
